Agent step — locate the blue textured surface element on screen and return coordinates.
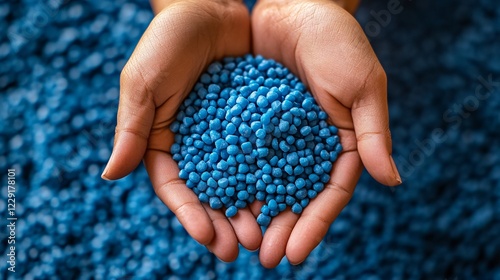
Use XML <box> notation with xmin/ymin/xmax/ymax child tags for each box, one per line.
<box><xmin>1</xmin><ymin>0</ymin><xmax>500</xmax><ymax>279</ymax></box>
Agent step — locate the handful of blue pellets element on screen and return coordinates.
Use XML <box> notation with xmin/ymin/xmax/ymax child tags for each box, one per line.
<box><xmin>170</xmin><ymin>55</ymin><xmax>342</xmax><ymax>226</ymax></box>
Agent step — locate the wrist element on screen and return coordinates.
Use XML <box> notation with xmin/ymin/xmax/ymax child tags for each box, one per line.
<box><xmin>256</xmin><ymin>0</ymin><xmax>359</xmax><ymax>15</ymax></box>
<box><xmin>150</xmin><ymin>0</ymin><xmax>246</xmax><ymax>15</ymax></box>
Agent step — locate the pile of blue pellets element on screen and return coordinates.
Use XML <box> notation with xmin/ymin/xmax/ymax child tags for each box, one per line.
<box><xmin>170</xmin><ymin>55</ymin><xmax>341</xmax><ymax>226</ymax></box>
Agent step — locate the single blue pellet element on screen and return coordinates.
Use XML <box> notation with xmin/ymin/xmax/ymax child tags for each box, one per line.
<box><xmin>231</xmin><ymin>104</ymin><xmax>243</xmax><ymax>116</ymax></box>
<box><xmin>206</xmin><ymin>187</ymin><xmax>216</xmax><ymax>197</ymax></box>
<box><xmin>286</xmin><ymin>195</ymin><xmax>296</xmax><ymax>205</ymax></box>
<box><xmin>196</xmin><ymin>161</ymin><xmax>208</xmax><ymax>172</ymax></box>
<box><xmin>300</xmin><ymin>199</ymin><xmax>310</xmax><ymax>208</ymax></box>
<box><xmin>201</xmin><ymin>171</ymin><xmax>211</xmax><ymax>181</ymax></box>
<box><xmin>268</xmin><ymin>199</ymin><xmax>278</xmax><ymax>211</ymax></box>
<box><xmin>262</xmin><ymin>164</ymin><xmax>272</xmax><ymax>174</ymax></box>
<box><xmin>256</xmin><ymin>191</ymin><xmax>266</xmax><ymax>201</ymax></box>
<box><xmin>256</xmin><ymin>128</ymin><xmax>266</xmax><ymax>139</ymax></box>
<box><xmin>277</xmin><ymin>185</ymin><xmax>286</xmax><ymax>195</ymax></box>
<box><xmin>238</xmin><ymin>164</ymin><xmax>250</xmax><ymax>173</ymax></box>
<box><xmin>226</xmin><ymin>206</ymin><xmax>238</xmax><ymax>218</ymax></box>
<box><xmin>215</xmin><ymin>187</ymin><xmax>225</xmax><ymax>197</ymax></box>
<box><xmin>278</xmin><ymin>203</ymin><xmax>287</xmax><ymax>212</ymax></box>
<box><xmin>326</xmin><ymin>136</ymin><xmax>338</xmax><ymax>146</ymax></box>
<box><xmin>226</xmin><ymin>123</ymin><xmax>237</xmax><ymax>134</ymax></box>
<box><xmin>221</xmin><ymin>196</ymin><xmax>233</xmax><ymax>207</ymax></box>
<box><xmin>225</xmin><ymin>135</ymin><xmax>238</xmax><ymax>145</ymax></box>
<box><xmin>302</xmin><ymin>98</ymin><xmax>313</xmax><ymax>110</ymax></box>
<box><xmin>266</xmin><ymin>184</ymin><xmax>277</xmax><ymax>194</ymax></box>
<box><xmin>208</xmin><ymin>84</ymin><xmax>221</xmax><ymax>94</ymax></box>
<box><xmin>237</xmin><ymin>190</ymin><xmax>249</xmax><ymax>200</ymax></box>
<box><xmin>296</xmin><ymin>189</ymin><xmax>307</xmax><ymax>200</ymax></box>
<box><xmin>281</xmin><ymin>99</ymin><xmax>293</xmax><ymax>111</ymax></box>
<box><xmin>318</xmin><ymin>111</ymin><xmax>327</xmax><ymax>120</ymax></box>
<box><xmin>300</xmin><ymin>126</ymin><xmax>311</xmax><ymax>136</ymax></box>
<box><xmin>185</xmin><ymin>162</ymin><xmax>196</xmax><ymax>173</ymax></box>
<box><xmin>258</xmin><ymin>148</ymin><xmax>269</xmax><ymax>157</ymax></box>
<box><xmin>261</xmin><ymin>112</ymin><xmax>272</xmax><ymax>125</ymax></box>
<box><xmin>199</xmin><ymin>193</ymin><xmax>209</xmax><ymax>203</ymax></box>
<box><xmin>209</xmin><ymin>152</ymin><xmax>219</xmax><ymax>163</ymax></box>
<box><xmin>287</xmin><ymin>152</ymin><xmax>299</xmax><ymax>166</ymax></box>
<box><xmin>235</xmin><ymin>200</ymin><xmax>247</xmax><ymax>208</ymax></box>
<box><xmin>209</xmin><ymin>197</ymin><xmax>223</xmax><ymax>209</ymax></box>
<box><xmin>319</xmin><ymin>128</ymin><xmax>330</xmax><ymax>138</ymax></box>
<box><xmin>246</xmin><ymin>174</ymin><xmax>257</xmax><ymax>184</ymax></box>
<box><xmin>294</xmin><ymin>166</ymin><xmax>306</xmax><ymax>176</ymax></box>
<box><xmin>227</xmin><ymin>145</ymin><xmax>239</xmax><ymax>155</ymax></box>
<box><xmin>225</xmin><ymin>187</ymin><xmax>235</xmax><ymax>197</ymax></box>
<box><xmin>218</xmin><ymin>178</ymin><xmax>229</xmax><ymax>188</ymax></box>
<box><xmin>217</xmin><ymin>160</ymin><xmax>228</xmax><ymax>171</ymax></box>
<box><xmin>257</xmin><ymin>214</ymin><xmax>271</xmax><ymax>226</ymax></box>
<box><xmin>307</xmin><ymin>190</ymin><xmax>317</xmax><ymax>199</ymax></box>
<box><xmin>272</xmin><ymin>168</ymin><xmax>282</xmax><ymax>177</ymax></box>
<box><xmin>179</xmin><ymin>169</ymin><xmax>189</xmax><ymax>180</ymax></box>
<box><xmin>241</xmin><ymin>142</ymin><xmax>253</xmax><ymax>154</ymax></box>
<box><xmin>295</xmin><ymin>178</ymin><xmax>306</xmax><ymax>189</ymax></box>
<box><xmin>299</xmin><ymin>157</ymin><xmax>309</xmax><ymax>167</ymax></box>
<box><xmin>207</xmin><ymin>178</ymin><xmax>217</xmax><ymax>188</ymax></box>
<box><xmin>238</xmin><ymin>123</ymin><xmax>252</xmax><ymax>137</ymax></box>
<box><xmin>260</xmin><ymin>205</ymin><xmax>270</xmax><ymax>217</ymax></box>
<box><xmin>291</xmin><ymin>203</ymin><xmax>303</xmax><ymax>214</ymax></box>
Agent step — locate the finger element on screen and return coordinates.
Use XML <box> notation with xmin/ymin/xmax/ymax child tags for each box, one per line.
<box><xmin>101</xmin><ymin>9</ymin><xmax>205</xmax><ymax>180</ymax></box>
<box><xmin>227</xmin><ymin>208</ymin><xmax>262</xmax><ymax>251</ymax></box>
<box><xmin>143</xmin><ymin>150</ymin><xmax>215</xmax><ymax>245</ymax></box>
<box><xmin>204</xmin><ymin>205</ymin><xmax>239</xmax><ymax>262</ymax></box>
<box><xmin>101</xmin><ymin>68</ymin><xmax>155</xmax><ymax>180</ymax></box>
<box><xmin>286</xmin><ymin>150</ymin><xmax>362</xmax><ymax>265</ymax></box>
<box><xmin>259</xmin><ymin>211</ymin><xmax>299</xmax><ymax>268</ymax></box>
<box><xmin>351</xmin><ymin>66</ymin><xmax>402</xmax><ymax>186</ymax></box>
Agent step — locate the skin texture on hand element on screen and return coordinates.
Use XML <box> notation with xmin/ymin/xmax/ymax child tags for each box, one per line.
<box><xmin>101</xmin><ymin>0</ymin><xmax>262</xmax><ymax>262</ymax></box>
<box><xmin>252</xmin><ymin>0</ymin><xmax>401</xmax><ymax>268</ymax></box>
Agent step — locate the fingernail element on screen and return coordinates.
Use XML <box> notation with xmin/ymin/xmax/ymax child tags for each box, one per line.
<box><xmin>248</xmin><ymin>247</ymin><xmax>260</xmax><ymax>253</ymax></box>
<box><xmin>101</xmin><ymin>168</ymin><xmax>110</xmax><ymax>180</ymax></box>
<box><xmin>389</xmin><ymin>155</ymin><xmax>402</xmax><ymax>184</ymax></box>
<box><xmin>101</xmin><ymin>150</ymin><xmax>115</xmax><ymax>180</ymax></box>
<box><xmin>289</xmin><ymin>260</ymin><xmax>303</xmax><ymax>266</ymax></box>
<box><xmin>216</xmin><ymin>256</ymin><xmax>229</xmax><ymax>263</ymax></box>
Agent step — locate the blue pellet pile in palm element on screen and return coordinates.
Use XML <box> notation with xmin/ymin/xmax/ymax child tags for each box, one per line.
<box><xmin>1</xmin><ymin>0</ymin><xmax>499</xmax><ymax>279</ymax></box>
<box><xmin>170</xmin><ymin>55</ymin><xmax>341</xmax><ymax>226</ymax></box>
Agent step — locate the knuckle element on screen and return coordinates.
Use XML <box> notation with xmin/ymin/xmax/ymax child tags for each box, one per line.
<box><xmin>325</xmin><ymin>181</ymin><xmax>353</xmax><ymax>198</ymax></box>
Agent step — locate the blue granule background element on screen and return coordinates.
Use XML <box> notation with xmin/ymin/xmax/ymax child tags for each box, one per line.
<box><xmin>1</xmin><ymin>0</ymin><xmax>499</xmax><ymax>279</ymax></box>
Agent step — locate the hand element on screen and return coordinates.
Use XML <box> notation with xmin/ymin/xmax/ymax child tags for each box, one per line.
<box><xmin>252</xmin><ymin>0</ymin><xmax>402</xmax><ymax>267</ymax></box>
<box><xmin>101</xmin><ymin>0</ymin><xmax>261</xmax><ymax>262</ymax></box>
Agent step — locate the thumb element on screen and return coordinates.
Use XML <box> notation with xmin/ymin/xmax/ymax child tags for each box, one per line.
<box><xmin>352</xmin><ymin>66</ymin><xmax>402</xmax><ymax>186</ymax></box>
<box><xmin>101</xmin><ymin>67</ymin><xmax>155</xmax><ymax>180</ymax></box>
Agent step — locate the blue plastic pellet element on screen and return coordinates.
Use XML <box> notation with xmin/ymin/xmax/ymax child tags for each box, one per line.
<box><xmin>209</xmin><ymin>197</ymin><xmax>223</xmax><ymax>209</ymax></box>
<box><xmin>226</xmin><ymin>206</ymin><xmax>238</xmax><ymax>218</ymax></box>
<box><xmin>257</xmin><ymin>214</ymin><xmax>271</xmax><ymax>227</ymax></box>
<box><xmin>291</xmin><ymin>203</ymin><xmax>303</xmax><ymax>214</ymax></box>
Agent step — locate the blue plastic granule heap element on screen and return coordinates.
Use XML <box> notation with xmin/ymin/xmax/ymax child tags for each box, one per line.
<box><xmin>170</xmin><ymin>55</ymin><xmax>342</xmax><ymax>226</ymax></box>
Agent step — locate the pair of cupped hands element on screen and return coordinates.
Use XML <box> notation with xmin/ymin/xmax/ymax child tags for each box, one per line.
<box><xmin>101</xmin><ymin>0</ymin><xmax>401</xmax><ymax>268</ymax></box>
